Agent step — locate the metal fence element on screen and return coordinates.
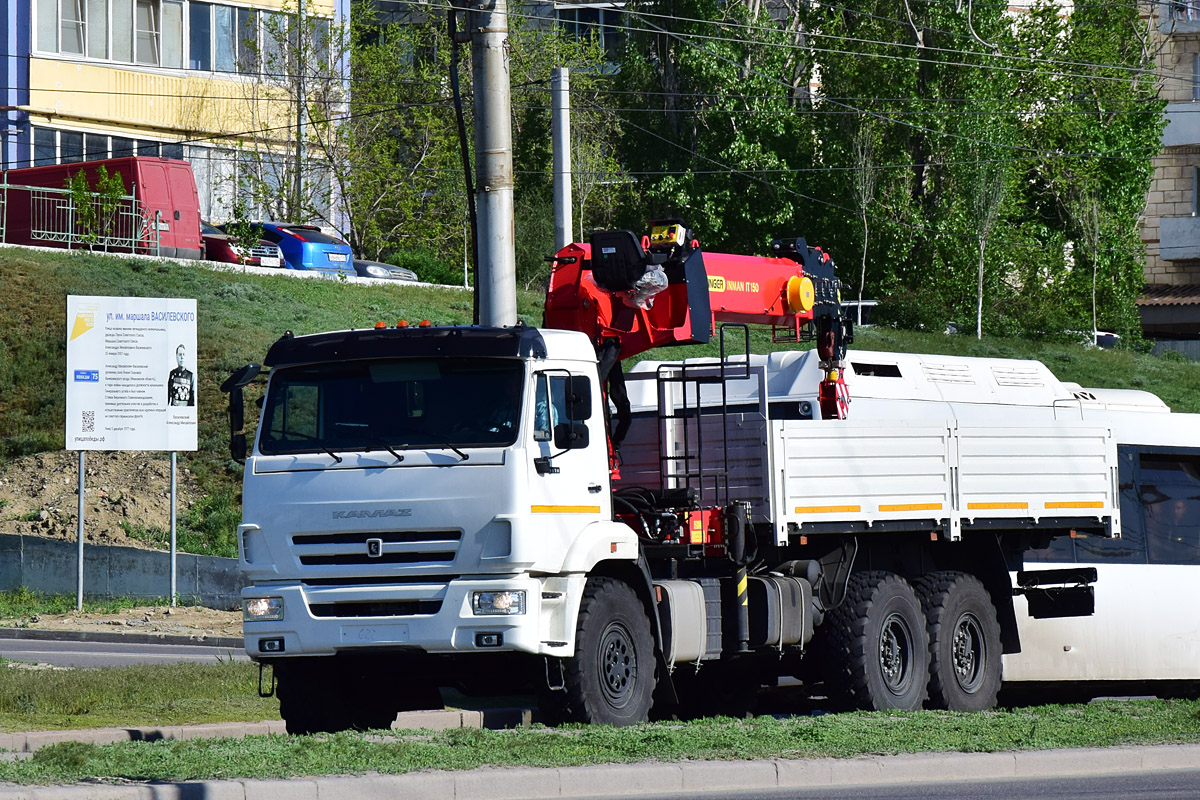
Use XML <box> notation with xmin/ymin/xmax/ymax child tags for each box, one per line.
<box><xmin>0</xmin><ymin>181</ymin><xmax>161</xmax><ymax>256</ymax></box>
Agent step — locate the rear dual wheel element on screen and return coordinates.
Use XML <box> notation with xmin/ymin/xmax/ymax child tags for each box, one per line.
<box><xmin>914</xmin><ymin>571</ymin><xmax>1002</xmax><ymax>711</ymax></box>
<box><xmin>824</xmin><ymin>570</ymin><xmax>929</xmax><ymax>711</ymax></box>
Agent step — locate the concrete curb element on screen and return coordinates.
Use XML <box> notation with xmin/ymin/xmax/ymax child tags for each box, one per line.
<box><xmin>0</xmin><ymin>628</ymin><xmax>243</xmax><ymax>650</ymax></box>
<box><xmin>0</xmin><ymin>743</ymin><xmax>1197</xmax><ymax>799</ymax></box>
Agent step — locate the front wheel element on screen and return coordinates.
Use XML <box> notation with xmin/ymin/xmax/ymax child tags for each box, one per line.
<box><xmin>914</xmin><ymin>571</ymin><xmax>1002</xmax><ymax>711</ymax></box>
<box><xmin>560</xmin><ymin>577</ymin><xmax>655</xmax><ymax>726</ymax></box>
<box><xmin>824</xmin><ymin>570</ymin><xmax>929</xmax><ymax>711</ymax></box>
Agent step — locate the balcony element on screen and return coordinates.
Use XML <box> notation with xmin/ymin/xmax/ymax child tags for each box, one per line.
<box><xmin>1159</xmin><ymin>215</ymin><xmax>1200</xmax><ymax>260</ymax></box>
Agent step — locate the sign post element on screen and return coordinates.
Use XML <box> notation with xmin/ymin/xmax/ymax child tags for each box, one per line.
<box><xmin>65</xmin><ymin>296</ymin><xmax>198</xmax><ymax>609</ymax></box>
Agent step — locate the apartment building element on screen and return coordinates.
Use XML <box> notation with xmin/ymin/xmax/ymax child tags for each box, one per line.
<box><xmin>2</xmin><ymin>0</ymin><xmax>346</xmax><ymax>222</ymax></box>
<box><xmin>1141</xmin><ymin>0</ymin><xmax>1200</xmax><ymax>346</ymax></box>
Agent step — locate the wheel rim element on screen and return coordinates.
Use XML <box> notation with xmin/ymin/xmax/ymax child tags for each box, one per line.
<box><xmin>878</xmin><ymin>611</ymin><xmax>916</xmax><ymax>696</ymax></box>
<box><xmin>599</xmin><ymin>620</ymin><xmax>638</xmax><ymax>708</ymax></box>
<box><xmin>951</xmin><ymin>612</ymin><xmax>986</xmax><ymax>693</ymax></box>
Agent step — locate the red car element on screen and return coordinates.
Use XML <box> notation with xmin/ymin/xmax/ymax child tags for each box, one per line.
<box><xmin>201</xmin><ymin>221</ymin><xmax>284</xmax><ymax>268</ymax></box>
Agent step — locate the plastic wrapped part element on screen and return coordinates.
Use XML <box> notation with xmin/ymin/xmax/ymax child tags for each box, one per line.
<box><xmin>628</xmin><ymin>265</ymin><xmax>669</xmax><ymax>309</ymax></box>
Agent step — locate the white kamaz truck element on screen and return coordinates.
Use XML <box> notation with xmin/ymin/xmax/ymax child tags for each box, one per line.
<box><xmin>223</xmin><ymin>223</ymin><xmax>1134</xmax><ymax>733</ymax></box>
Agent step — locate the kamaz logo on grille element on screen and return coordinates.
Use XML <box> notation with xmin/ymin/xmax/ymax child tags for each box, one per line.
<box><xmin>331</xmin><ymin>509</ymin><xmax>413</xmax><ymax>519</ymax></box>
<box><xmin>366</xmin><ymin>538</ymin><xmax>383</xmax><ymax>558</ymax></box>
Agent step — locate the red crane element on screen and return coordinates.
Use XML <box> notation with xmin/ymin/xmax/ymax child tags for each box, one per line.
<box><xmin>543</xmin><ymin>220</ymin><xmax>853</xmax><ymax>449</ymax></box>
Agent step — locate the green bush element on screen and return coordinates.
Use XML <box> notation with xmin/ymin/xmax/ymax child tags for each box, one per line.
<box><xmin>381</xmin><ymin>249</ymin><xmax>466</xmax><ymax>287</ymax></box>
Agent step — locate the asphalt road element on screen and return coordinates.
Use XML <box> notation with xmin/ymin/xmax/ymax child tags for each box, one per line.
<box><xmin>0</xmin><ymin>636</ymin><xmax>248</xmax><ymax>668</ymax></box>
<box><xmin>565</xmin><ymin>769</ymin><xmax>1200</xmax><ymax>800</ymax></box>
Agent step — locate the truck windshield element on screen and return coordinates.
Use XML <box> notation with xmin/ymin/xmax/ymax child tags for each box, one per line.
<box><xmin>259</xmin><ymin>357</ymin><xmax>524</xmax><ymax>455</ymax></box>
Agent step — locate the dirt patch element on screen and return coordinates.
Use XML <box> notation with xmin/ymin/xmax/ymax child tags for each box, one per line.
<box><xmin>1</xmin><ymin>604</ymin><xmax>243</xmax><ymax>640</ymax></box>
<box><xmin>0</xmin><ymin>450</ymin><xmax>202</xmax><ymax>548</ymax></box>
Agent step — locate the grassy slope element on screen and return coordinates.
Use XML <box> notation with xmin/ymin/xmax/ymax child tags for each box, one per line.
<box><xmin>3</xmin><ymin>245</ymin><xmax>1200</xmax><ymax>555</ymax></box>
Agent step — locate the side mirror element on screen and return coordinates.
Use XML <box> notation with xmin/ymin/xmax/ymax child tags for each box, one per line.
<box><xmin>221</xmin><ymin>363</ymin><xmax>261</xmax><ymax>461</ymax></box>
<box><xmin>554</xmin><ymin>422</ymin><xmax>589</xmax><ymax>450</ymax></box>
<box><xmin>566</xmin><ymin>375</ymin><xmax>592</xmax><ymax>421</ymax></box>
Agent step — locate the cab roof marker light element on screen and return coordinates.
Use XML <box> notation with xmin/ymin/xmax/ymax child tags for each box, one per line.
<box><xmin>375</xmin><ymin>321</ymin><xmax>386</xmax><ymax>329</ymax></box>
<box><xmin>419</xmin><ymin>320</ymin><xmax>432</xmax><ymax>327</ymax></box>
<box><xmin>397</xmin><ymin>320</ymin><xmax>410</xmax><ymax>328</ymax></box>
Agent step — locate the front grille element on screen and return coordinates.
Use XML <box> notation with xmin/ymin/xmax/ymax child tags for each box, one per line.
<box><xmin>248</xmin><ymin>245</ymin><xmax>279</xmax><ymax>259</ymax></box>
<box><xmin>310</xmin><ymin>600</ymin><xmax>442</xmax><ymax>618</ymax></box>
<box><xmin>300</xmin><ymin>551</ymin><xmax>455</xmax><ymax>566</ymax></box>
<box><xmin>291</xmin><ymin>530</ymin><xmax>461</xmax><ymax>568</ymax></box>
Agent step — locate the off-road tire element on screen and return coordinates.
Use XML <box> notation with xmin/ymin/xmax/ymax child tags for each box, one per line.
<box><xmin>824</xmin><ymin>570</ymin><xmax>929</xmax><ymax>711</ymax></box>
<box><xmin>914</xmin><ymin>571</ymin><xmax>1002</xmax><ymax>711</ymax></box>
<box><xmin>561</xmin><ymin>577</ymin><xmax>655</xmax><ymax>726</ymax></box>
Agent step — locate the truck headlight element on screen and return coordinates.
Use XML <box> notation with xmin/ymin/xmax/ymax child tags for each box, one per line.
<box><xmin>243</xmin><ymin>597</ymin><xmax>284</xmax><ymax>621</ymax></box>
<box><xmin>472</xmin><ymin>590</ymin><xmax>526</xmax><ymax>616</ymax></box>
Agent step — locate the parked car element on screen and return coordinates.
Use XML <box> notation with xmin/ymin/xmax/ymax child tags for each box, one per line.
<box><xmin>354</xmin><ymin>259</ymin><xmax>419</xmax><ymax>282</ymax></box>
<box><xmin>201</xmin><ymin>221</ymin><xmax>284</xmax><ymax>268</ymax></box>
<box><xmin>239</xmin><ymin>222</ymin><xmax>354</xmax><ymax>275</ymax></box>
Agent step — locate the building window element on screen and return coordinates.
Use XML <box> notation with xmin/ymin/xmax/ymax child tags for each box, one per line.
<box><xmin>135</xmin><ymin>0</ymin><xmax>160</xmax><ymax>64</ymax></box>
<box><xmin>61</xmin><ymin>0</ymin><xmax>86</xmax><ymax>55</ymax></box>
<box><xmin>33</xmin><ymin>128</ymin><xmax>56</xmax><ymax>166</ymax></box>
<box><xmin>113</xmin><ymin>0</ymin><xmax>133</xmax><ymax>61</ymax></box>
<box><xmin>556</xmin><ymin>4</ymin><xmax>625</xmax><ymax>60</ymax></box>
<box><xmin>1174</xmin><ymin>0</ymin><xmax>1200</xmax><ymax>21</ymax></box>
<box><xmin>189</xmin><ymin>1</ymin><xmax>211</xmax><ymax>70</ymax></box>
<box><xmin>87</xmin><ymin>0</ymin><xmax>108</xmax><ymax>58</ymax></box>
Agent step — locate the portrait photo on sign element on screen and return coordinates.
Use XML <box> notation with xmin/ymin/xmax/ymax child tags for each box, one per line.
<box><xmin>167</xmin><ymin>343</ymin><xmax>195</xmax><ymax>407</ymax></box>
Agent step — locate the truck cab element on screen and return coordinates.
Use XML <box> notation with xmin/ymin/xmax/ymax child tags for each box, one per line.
<box><xmin>233</xmin><ymin>324</ymin><xmax>646</xmax><ymax>732</ymax></box>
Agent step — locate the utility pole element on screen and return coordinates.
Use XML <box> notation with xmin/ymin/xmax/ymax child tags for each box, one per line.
<box><xmin>552</xmin><ymin>67</ymin><xmax>572</xmax><ymax>251</ymax></box>
<box><xmin>294</xmin><ymin>0</ymin><xmax>306</xmax><ymax>220</ymax></box>
<box><xmin>471</xmin><ymin>0</ymin><xmax>517</xmax><ymax>327</ymax></box>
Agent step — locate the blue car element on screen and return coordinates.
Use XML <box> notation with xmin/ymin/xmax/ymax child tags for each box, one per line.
<box><xmin>247</xmin><ymin>222</ymin><xmax>354</xmax><ymax>275</ymax></box>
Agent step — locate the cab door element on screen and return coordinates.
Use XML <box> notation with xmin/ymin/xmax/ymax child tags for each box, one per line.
<box><xmin>524</xmin><ymin>370</ymin><xmax>610</xmax><ymax>557</ymax></box>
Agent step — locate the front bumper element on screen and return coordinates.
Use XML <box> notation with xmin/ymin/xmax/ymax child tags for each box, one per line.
<box><xmin>243</xmin><ymin>575</ymin><xmax>550</xmax><ymax>659</ymax></box>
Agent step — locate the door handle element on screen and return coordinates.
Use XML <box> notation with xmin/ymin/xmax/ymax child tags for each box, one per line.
<box><xmin>588</xmin><ymin>484</ymin><xmax>602</xmax><ymax>493</ymax></box>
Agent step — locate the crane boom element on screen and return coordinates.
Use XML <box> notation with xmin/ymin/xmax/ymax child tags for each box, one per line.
<box><xmin>543</xmin><ymin>220</ymin><xmax>853</xmax><ymax>426</ymax></box>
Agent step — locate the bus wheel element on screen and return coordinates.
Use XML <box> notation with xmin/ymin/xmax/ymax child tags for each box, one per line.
<box><xmin>915</xmin><ymin>571</ymin><xmax>1002</xmax><ymax>711</ymax></box>
<box><xmin>825</xmin><ymin>571</ymin><xmax>929</xmax><ymax>711</ymax></box>
<box><xmin>562</xmin><ymin>577</ymin><xmax>655</xmax><ymax>726</ymax></box>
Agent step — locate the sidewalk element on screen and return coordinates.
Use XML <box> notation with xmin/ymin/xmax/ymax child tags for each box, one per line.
<box><xmin>0</xmin><ymin>742</ymin><xmax>1197</xmax><ymax>799</ymax></box>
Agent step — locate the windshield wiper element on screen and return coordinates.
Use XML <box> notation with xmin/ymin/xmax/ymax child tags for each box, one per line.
<box><xmin>334</xmin><ymin>423</ymin><xmax>404</xmax><ymax>462</ymax></box>
<box><xmin>434</xmin><ymin>443</ymin><xmax>469</xmax><ymax>461</ymax></box>
<box><xmin>280</xmin><ymin>430</ymin><xmax>343</xmax><ymax>463</ymax></box>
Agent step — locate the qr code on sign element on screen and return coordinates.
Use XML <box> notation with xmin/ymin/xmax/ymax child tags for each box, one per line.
<box><xmin>82</xmin><ymin>410</ymin><xmax>95</xmax><ymax>433</ymax></box>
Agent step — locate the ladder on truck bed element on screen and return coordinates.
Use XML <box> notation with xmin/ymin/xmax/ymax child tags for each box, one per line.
<box><xmin>653</xmin><ymin>324</ymin><xmax>760</xmax><ymax>513</ymax></box>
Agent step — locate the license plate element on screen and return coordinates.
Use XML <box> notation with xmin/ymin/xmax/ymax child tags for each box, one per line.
<box><xmin>328</xmin><ymin>253</ymin><xmax>347</xmax><ymax>262</ymax></box>
<box><xmin>340</xmin><ymin>624</ymin><xmax>408</xmax><ymax>644</ymax></box>
<box><xmin>260</xmin><ymin>256</ymin><xmax>280</xmax><ymax>267</ymax></box>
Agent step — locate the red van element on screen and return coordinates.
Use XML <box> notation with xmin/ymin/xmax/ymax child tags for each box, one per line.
<box><xmin>2</xmin><ymin>157</ymin><xmax>203</xmax><ymax>260</ymax></box>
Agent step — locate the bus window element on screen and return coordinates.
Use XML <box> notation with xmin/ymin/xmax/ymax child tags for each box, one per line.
<box><xmin>1139</xmin><ymin>453</ymin><xmax>1200</xmax><ymax>565</ymax></box>
<box><xmin>1076</xmin><ymin>448</ymin><xmax>1147</xmax><ymax>564</ymax></box>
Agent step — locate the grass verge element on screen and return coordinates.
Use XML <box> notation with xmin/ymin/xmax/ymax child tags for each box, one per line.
<box><xmin>0</xmin><ymin>588</ymin><xmax>183</xmax><ymax>623</ymax></box>
<box><xmin>1</xmin><ymin>699</ymin><xmax>1198</xmax><ymax>785</ymax></box>
<box><xmin>0</xmin><ymin>660</ymin><xmax>275</xmax><ymax>732</ymax></box>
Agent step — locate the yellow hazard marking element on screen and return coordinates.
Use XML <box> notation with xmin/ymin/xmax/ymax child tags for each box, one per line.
<box><xmin>967</xmin><ymin>502</ymin><xmax>1029</xmax><ymax>510</ymax></box>
<box><xmin>530</xmin><ymin>505</ymin><xmax>602</xmax><ymax>514</ymax></box>
<box><xmin>879</xmin><ymin>502</ymin><xmax>944</xmax><ymax>512</ymax></box>
<box><xmin>737</xmin><ymin>576</ymin><xmax>747</xmax><ymax>596</ymax></box>
<box><xmin>1045</xmin><ymin>501</ymin><xmax>1105</xmax><ymax>509</ymax></box>
<box><xmin>794</xmin><ymin>505</ymin><xmax>862</xmax><ymax>514</ymax></box>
